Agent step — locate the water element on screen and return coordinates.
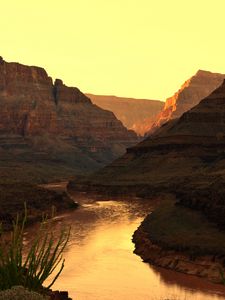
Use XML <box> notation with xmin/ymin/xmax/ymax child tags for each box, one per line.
<box><xmin>26</xmin><ymin>198</ymin><xmax>225</xmax><ymax>300</ymax></box>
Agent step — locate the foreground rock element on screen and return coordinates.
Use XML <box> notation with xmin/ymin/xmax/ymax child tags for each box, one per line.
<box><xmin>47</xmin><ymin>290</ymin><xmax>72</xmax><ymax>300</ymax></box>
<box><xmin>0</xmin><ymin>286</ymin><xmax>72</xmax><ymax>300</ymax></box>
<box><xmin>148</xmin><ymin>70</ymin><xmax>225</xmax><ymax>134</ymax></box>
<box><xmin>0</xmin><ymin>286</ymin><xmax>49</xmax><ymax>300</ymax></box>
<box><xmin>0</xmin><ymin>57</ymin><xmax>137</xmax><ymax>182</ymax></box>
<box><xmin>87</xmin><ymin>94</ymin><xmax>163</xmax><ymax>136</ymax></box>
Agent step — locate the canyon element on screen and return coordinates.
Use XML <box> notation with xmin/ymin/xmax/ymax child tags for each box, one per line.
<box><xmin>2</xmin><ymin>55</ymin><xmax>225</xmax><ymax>287</ymax></box>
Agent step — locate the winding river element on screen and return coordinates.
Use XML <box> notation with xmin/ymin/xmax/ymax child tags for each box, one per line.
<box><xmin>26</xmin><ymin>193</ymin><xmax>225</xmax><ymax>300</ymax></box>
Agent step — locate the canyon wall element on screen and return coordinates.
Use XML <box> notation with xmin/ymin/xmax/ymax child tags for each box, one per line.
<box><xmin>149</xmin><ymin>70</ymin><xmax>225</xmax><ymax>134</ymax></box>
<box><xmin>0</xmin><ymin>57</ymin><xmax>138</xmax><ymax>180</ymax></box>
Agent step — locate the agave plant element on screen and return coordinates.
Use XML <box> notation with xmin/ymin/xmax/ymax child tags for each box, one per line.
<box><xmin>0</xmin><ymin>205</ymin><xmax>70</xmax><ymax>291</ymax></box>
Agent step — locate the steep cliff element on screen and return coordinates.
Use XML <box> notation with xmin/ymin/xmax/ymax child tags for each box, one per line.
<box><xmin>86</xmin><ymin>94</ymin><xmax>163</xmax><ymax>136</ymax></box>
<box><xmin>0</xmin><ymin>57</ymin><xmax>138</xmax><ymax>182</ymax></box>
<box><xmin>149</xmin><ymin>70</ymin><xmax>225</xmax><ymax>134</ymax></box>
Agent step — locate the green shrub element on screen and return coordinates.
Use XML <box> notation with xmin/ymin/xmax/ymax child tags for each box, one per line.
<box><xmin>0</xmin><ymin>206</ymin><xmax>70</xmax><ymax>291</ymax></box>
<box><xmin>0</xmin><ymin>285</ymin><xmax>49</xmax><ymax>300</ymax></box>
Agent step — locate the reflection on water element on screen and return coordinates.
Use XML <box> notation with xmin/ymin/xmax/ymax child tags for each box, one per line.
<box><xmin>26</xmin><ymin>199</ymin><xmax>225</xmax><ymax>300</ymax></box>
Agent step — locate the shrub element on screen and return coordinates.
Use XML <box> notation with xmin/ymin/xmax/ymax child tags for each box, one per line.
<box><xmin>0</xmin><ymin>206</ymin><xmax>70</xmax><ymax>291</ymax></box>
<box><xmin>0</xmin><ymin>285</ymin><xmax>49</xmax><ymax>300</ymax></box>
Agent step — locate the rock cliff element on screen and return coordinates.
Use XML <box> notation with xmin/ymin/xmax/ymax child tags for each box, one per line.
<box><xmin>71</xmin><ymin>78</ymin><xmax>225</xmax><ymax>216</ymax></box>
<box><xmin>0</xmin><ymin>57</ymin><xmax>138</xmax><ymax>181</ymax></box>
<box><xmin>149</xmin><ymin>70</ymin><xmax>225</xmax><ymax>134</ymax></box>
<box><xmin>86</xmin><ymin>94</ymin><xmax>163</xmax><ymax>136</ymax></box>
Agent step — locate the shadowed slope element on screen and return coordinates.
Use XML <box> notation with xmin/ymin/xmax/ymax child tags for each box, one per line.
<box><xmin>71</xmin><ymin>79</ymin><xmax>225</xmax><ymax>196</ymax></box>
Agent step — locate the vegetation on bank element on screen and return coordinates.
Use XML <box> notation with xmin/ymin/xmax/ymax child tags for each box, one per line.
<box><xmin>142</xmin><ymin>200</ymin><xmax>225</xmax><ymax>256</ymax></box>
<box><xmin>0</xmin><ymin>208</ymin><xmax>70</xmax><ymax>297</ymax></box>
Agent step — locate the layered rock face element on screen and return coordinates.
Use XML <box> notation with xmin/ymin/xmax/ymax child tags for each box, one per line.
<box><xmin>149</xmin><ymin>70</ymin><xmax>225</xmax><ymax>134</ymax></box>
<box><xmin>86</xmin><ymin>94</ymin><xmax>163</xmax><ymax>136</ymax></box>
<box><xmin>0</xmin><ymin>57</ymin><xmax>138</xmax><ymax>180</ymax></box>
<box><xmin>73</xmin><ymin>79</ymin><xmax>225</xmax><ymax>205</ymax></box>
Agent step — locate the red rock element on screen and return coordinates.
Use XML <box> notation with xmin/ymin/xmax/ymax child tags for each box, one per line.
<box><xmin>48</xmin><ymin>290</ymin><xmax>72</xmax><ymax>300</ymax></box>
<box><xmin>149</xmin><ymin>70</ymin><xmax>225</xmax><ymax>134</ymax></box>
<box><xmin>0</xmin><ymin>58</ymin><xmax>138</xmax><ymax>176</ymax></box>
<box><xmin>0</xmin><ymin>57</ymin><xmax>138</xmax><ymax>174</ymax></box>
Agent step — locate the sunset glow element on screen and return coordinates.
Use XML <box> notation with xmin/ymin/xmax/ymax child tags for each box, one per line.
<box><xmin>1</xmin><ymin>0</ymin><xmax>225</xmax><ymax>99</ymax></box>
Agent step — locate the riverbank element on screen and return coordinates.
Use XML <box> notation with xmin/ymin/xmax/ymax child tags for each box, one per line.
<box><xmin>133</xmin><ymin>200</ymin><xmax>225</xmax><ymax>284</ymax></box>
<box><xmin>0</xmin><ymin>182</ymin><xmax>76</xmax><ymax>300</ymax></box>
<box><xmin>29</xmin><ymin>198</ymin><xmax>225</xmax><ymax>300</ymax></box>
<box><xmin>0</xmin><ymin>182</ymin><xmax>78</xmax><ymax>230</ymax></box>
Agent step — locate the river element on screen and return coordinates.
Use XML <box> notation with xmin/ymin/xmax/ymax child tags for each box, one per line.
<box><xmin>25</xmin><ymin>196</ymin><xmax>225</xmax><ymax>300</ymax></box>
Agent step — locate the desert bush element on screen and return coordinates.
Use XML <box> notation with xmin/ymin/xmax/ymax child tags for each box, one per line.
<box><xmin>0</xmin><ymin>206</ymin><xmax>70</xmax><ymax>291</ymax></box>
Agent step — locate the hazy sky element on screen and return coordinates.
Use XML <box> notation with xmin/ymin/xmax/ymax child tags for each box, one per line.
<box><xmin>1</xmin><ymin>0</ymin><xmax>225</xmax><ymax>100</ymax></box>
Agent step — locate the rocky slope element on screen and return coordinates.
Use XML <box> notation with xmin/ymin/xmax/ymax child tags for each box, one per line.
<box><xmin>76</xmin><ymin>78</ymin><xmax>225</xmax><ymax>193</ymax></box>
<box><xmin>71</xmin><ymin>79</ymin><xmax>225</xmax><ymax>282</ymax></box>
<box><xmin>86</xmin><ymin>94</ymin><xmax>163</xmax><ymax>136</ymax></box>
<box><xmin>0</xmin><ymin>57</ymin><xmax>138</xmax><ymax>182</ymax></box>
<box><xmin>149</xmin><ymin>70</ymin><xmax>225</xmax><ymax>134</ymax></box>
<box><xmin>71</xmin><ymin>81</ymin><xmax>225</xmax><ymax>228</ymax></box>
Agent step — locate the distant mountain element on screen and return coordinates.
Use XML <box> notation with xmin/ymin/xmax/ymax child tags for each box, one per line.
<box><xmin>0</xmin><ymin>57</ymin><xmax>138</xmax><ymax>182</ymax></box>
<box><xmin>148</xmin><ymin>70</ymin><xmax>225</xmax><ymax>134</ymax></box>
<box><xmin>86</xmin><ymin>94</ymin><xmax>163</xmax><ymax>136</ymax></box>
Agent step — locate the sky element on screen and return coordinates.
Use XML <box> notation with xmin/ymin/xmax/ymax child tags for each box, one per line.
<box><xmin>1</xmin><ymin>0</ymin><xmax>225</xmax><ymax>100</ymax></box>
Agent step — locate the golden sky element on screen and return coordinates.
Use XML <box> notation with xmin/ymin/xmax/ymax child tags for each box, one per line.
<box><xmin>1</xmin><ymin>0</ymin><xmax>225</xmax><ymax>100</ymax></box>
